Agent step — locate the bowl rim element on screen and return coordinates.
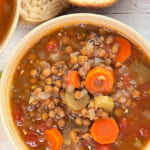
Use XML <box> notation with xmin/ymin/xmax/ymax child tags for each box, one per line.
<box><xmin>0</xmin><ymin>13</ymin><xmax>150</xmax><ymax>150</ymax></box>
<box><xmin>0</xmin><ymin>0</ymin><xmax>21</xmax><ymax>54</ymax></box>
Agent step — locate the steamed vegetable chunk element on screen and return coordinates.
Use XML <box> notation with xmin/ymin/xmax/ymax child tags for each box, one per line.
<box><xmin>94</xmin><ymin>96</ymin><xmax>114</xmax><ymax>112</ymax></box>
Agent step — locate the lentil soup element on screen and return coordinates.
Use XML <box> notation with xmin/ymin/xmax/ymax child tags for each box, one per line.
<box><xmin>0</xmin><ymin>0</ymin><xmax>15</xmax><ymax>44</ymax></box>
<box><xmin>10</xmin><ymin>24</ymin><xmax>150</xmax><ymax>150</ymax></box>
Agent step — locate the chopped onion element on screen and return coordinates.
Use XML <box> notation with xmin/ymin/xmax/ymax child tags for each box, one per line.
<box><xmin>94</xmin><ymin>57</ymin><xmax>104</xmax><ymax>66</ymax></box>
<box><xmin>32</xmin><ymin>91</ymin><xmax>50</xmax><ymax>100</ymax></box>
<box><xmin>119</xmin><ymin>65</ymin><xmax>128</xmax><ymax>75</ymax></box>
<box><xmin>70</xmin><ymin>52</ymin><xmax>80</xmax><ymax>57</ymax></box>
<box><xmin>88</xmin><ymin>109</ymin><xmax>96</xmax><ymax>120</ymax></box>
<box><xmin>133</xmin><ymin>139</ymin><xmax>142</xmax><ymax>148</ymax></box>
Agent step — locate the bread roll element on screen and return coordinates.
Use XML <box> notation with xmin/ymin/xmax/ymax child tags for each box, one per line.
<box><xmin>68</xmin><ymin>0</ymin><xmax>119</xmax><ymax>8</ymax></box>
<box><xmin>20</xmin><ymin>0</ymin><xmax>71</xmax><ymax>24</ymax></box>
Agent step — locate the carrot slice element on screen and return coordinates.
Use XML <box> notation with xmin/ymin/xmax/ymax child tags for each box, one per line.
<box><xmin>90</xmin><ymin>118</ymin><xmax>119</xmax><ymax>144</ymax></box>
<box><xmin>115</xmin><ymin>36</ymin><xmax>131</xmax><ymax>63</ymax></box>
<box><xmin>65</xmin><ymin>70</ymin><xmax>81</xmax><ymax>88</ymax></box>
<box><xmin>45</xmin><ymin>128</ymin><xmax>63</xmax><ymax>150</ymax></box>
<box><xmin>85</xmin><ymin>67</ymin><xmax>114</xmax><ymax>95</ymax></box>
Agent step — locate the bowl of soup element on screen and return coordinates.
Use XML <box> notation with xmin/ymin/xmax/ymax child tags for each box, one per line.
<box><xmin>1</xmin><ymin>13</ymin><xmax>150</xmax><ymax>150</ymax></box>
<box><xmin>0</xmin><ymin>0</ymin><xmax>20</xmax><ymax>53</ymax></box>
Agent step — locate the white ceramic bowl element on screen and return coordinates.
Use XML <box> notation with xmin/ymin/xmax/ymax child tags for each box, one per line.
<box><xmin>0</xmin><ymin>0</ymin><xmax>20</xmax><ymax>53</ymax></box>
<box><xmin>0</xmin><ymin>14</ymin><xmax>150</xmax><ymax>150</ymax></box>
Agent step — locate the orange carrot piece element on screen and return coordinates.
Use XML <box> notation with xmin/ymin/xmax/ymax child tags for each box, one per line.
<box><xmin>90</xmin><ymin>118</ymin><xmax>119</xmax><ymax>144</ymax></box>
<box><xmin>85</xmin><ymin>66</ymin><xmax>114</xmax><ymax>95</ymax></box>
<box><xmin>115</xmin><ymin>36</ymin><xmax>131</xmax><ymax>63</ymax></box>
<box><xmin>65</xmin><ymin>70</ymin><xmax>81</xmax><ymax>88</ymax></box>
<box><xmin>45</xmin><ymin>128</ymin><xmax>63</xmax><ymax>150</ymax></box>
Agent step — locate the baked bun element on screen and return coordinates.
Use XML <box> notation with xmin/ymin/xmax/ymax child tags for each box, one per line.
<box><xmin>20</xmin><ymin>0</ymin><xmax>71</xmax><ymax>24</ymax></box>
<box><xmin>68</xmin><ymin>0</ymin><xmax>119</xmax><ymax>8</ymax></box>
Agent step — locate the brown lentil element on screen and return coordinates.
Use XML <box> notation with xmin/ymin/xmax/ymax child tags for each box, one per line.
<box><xmin>70</xmin><ymin>129</ymin><xmax>79</xmax><ymax>144</ymax></box>
<box><xmin>106</xmin><ymin>36</ymin><xmax>114</xmax><ymax>45</ymax></box>
<box><xmin>52</xmin><ymin>87</ymin><xmax>59</xmax><ymax>93</ymax></box>
<box><xmin>42</xmin><ymin>68</ymin><xmax>51</xmax><ymax>77</ymax></box>
<box><xmin>115</xmin><ymin>62</ymin><xmax>122</xmax><ymax>67</ymax></box>
<box><xmin>55</xmin><ymin>80</ymin><xmax>62</xmax><ymax>88</ymax></box>
<box><xmin>45</xmin><ymin>77</ymin><xmax>52</xmax><ymax>85</ymax></box>
<box><xmin>49</xmin><ymin>111</ymin><xmax>56</xmax><ymax>119</ymax></box>
<box><xmin>44</xmin><ymin>85</ymin><xmax>52</xmax><ymax>93</ymax></box>
<box><xmin>125</xmin><ymin>99</ymin><xmax>132</xmax><ymax>107</ymax></box>
<box><xmin>55</xmin><ymin>107</ymin><xmax>65</xmax><ymax>118</ymax></box>
<box><xmin>82</xmin><ymin>119</ymin><xmax>91</xmax><ymax>126</ymax></box>
<box><xmin>74</xmin><ymin>91</ymin><xmax>82</xmax><ymax>100</ymax></box>
<box><xmin>112</xmin><ymin>43</ymin><xmax>119</xmax><ymax>53</ymax></box>
<box><xmin>48</xmin><ymin>101</ymin><xmax>55</xmax><ymax>109</ymax></box>
<box><xmin>41</xmin><ymin>113</ymin><xmax>49</xmax><ymax>121</ymax></box>
<box><xmin>98</xmin><ymin>49</ymin><xmax>106</xmax><ymax>57</ymax></box>
<box><xmin>114</xmin><ymin>108</ymin><xmax>123</xmax><ymax>117</ymax></box>
<box><xmin>132</xmin><ymin>90</ymin><xmax>140</xmax><ymax>99</ymax></box>
<box><xmin>62</xmin><ymin>36</ymin><xmax>70</xmax><ymax>45</ymax></box>
<box><xmin>57</xmin><ymin>70</ymin><xmax>64</xmax><ymax>77</ymax></box>
<box><xmin>50</xmin><ymin>66</ymin><xmax>57</xmax><ymax>74</ymax></box>
<box><xmin>82</xmin><ymin>133</ymin><xmax>91</xmax><ymax>140</ymax></box>
<box><xmin>53</xmin><ymin>98</ymin><xmax>60</xmax><ymax>104</ymax></box>
<box><xmin>71</xmin><ymin>56</ymin><xmax>77</xmax><ymax>64</ymax></box>
<box><xmin>65</xmin><ymin>46</ymin><xmax>73</xmax><ymax>54</ymax></box>
<box><xmin>30</xmin><ymin>69</ymin><xmax>38</xmax><ymax>77</ymax></box>
<box><xmin>75</xmin><ymin>117</ymin><xmax>82</xmax><ymax>126</ymax></box>
<box><xmin>57</xmin><ymin>119</ymin><xmax>65</xmax><ymax>128</ymax></box>
<box><xmin>81</xmin><ymin>108</ymin><xmax>87</xmax><ymax>116</ymax></box>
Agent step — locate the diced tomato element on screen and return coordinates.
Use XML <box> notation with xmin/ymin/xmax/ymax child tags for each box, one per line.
<box><xmin>122</xmin><ymin>75</ymin><xmax>130</xmax><ymax>88</ymax></box>
<box><xmin>46</xmin><ymin>40</ymin><xmax>57</xmax><ymax>52</ymax></box>
<box><xmin>38</xmin><ymin>122</ymin><xmax>49</xmax><ymax>133</ymax></box>
<box><xmin>95</xmin><ymin>143</ymin><xmax>112</xmax><ymax>150</ymax></box>
<box><xmin>13</xmin><ymin>104</ymin><xmax>24</xmax><ymax>126</ymax></box>
<box><xmin>25</xmin><ymin>133</ymin><xmax>39</xmax><ymax>148</ymax></box>
<box><xmin>119</xmin><ymin>117</ymin><xmax>128</xmax><ymax>134</ymax></box>
<box><xmin>38</xmin><ymin>120</ymin><xmax>53</xmax><ymax>133</ymax></box>
<box><xmin>140</xmin><ymin>128</ymin><xmax>150</xmax><ymax>138</ymax></box>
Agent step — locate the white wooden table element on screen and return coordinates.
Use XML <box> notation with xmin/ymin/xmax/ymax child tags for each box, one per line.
<box><xmin>0</xmin><ymin>0</ymin><xmax>150</xmax><ymax>149</ymax></box>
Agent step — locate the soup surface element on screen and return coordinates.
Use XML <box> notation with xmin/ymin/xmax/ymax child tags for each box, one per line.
<box><xmin>0</xmin><ymin>0</ymin><xmax>15</xmax><ymax>44</ymax></box>
<box><xmin>10</xmin><ymin>24</ymin><xmax>150</xmax><ymax>150</ymax></box>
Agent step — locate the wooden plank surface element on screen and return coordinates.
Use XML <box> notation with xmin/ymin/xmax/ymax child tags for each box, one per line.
<box><xmin>0</xmin><ymin>0</ymin><xmax>150</xmax><ymax>149</ymax></box>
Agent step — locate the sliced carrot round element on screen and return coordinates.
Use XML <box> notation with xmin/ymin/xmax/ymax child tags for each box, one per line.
<box><xmin>85</xmin><ymin>66</ymin><xmax>114</xmax><ymax>95</ymax></box>
<box><xmin>115</xmin><ymin>36</ymin><xmax>131</xmax><ymax>63</ymax></box>
<box><xmin>90</xmin><ymin>118</ymin><xmax>119</xmax><ymax>144</ymax></box>
<box><xmin>65</xmin><ymin>70</ymin><xmax>81</xmax><ymax>88</ymax></box>
<box><xmin>45</xmin><ymin>128</ymin><xmax>63</xmax><ymax>150</ymax></box>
